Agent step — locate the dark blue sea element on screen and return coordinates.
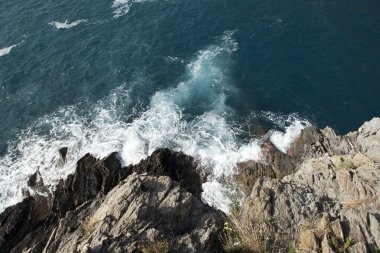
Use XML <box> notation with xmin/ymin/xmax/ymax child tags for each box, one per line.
<box><xmin>0</xmin><ymin>0</ymin><xmax>379</xmax><ymax>212</ymax></box>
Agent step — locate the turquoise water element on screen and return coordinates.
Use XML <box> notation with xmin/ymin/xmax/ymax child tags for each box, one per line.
<box><xmin>0</xmin><ymin>0</ymin><xmax>379</xmax><ymax>212</ymax></box>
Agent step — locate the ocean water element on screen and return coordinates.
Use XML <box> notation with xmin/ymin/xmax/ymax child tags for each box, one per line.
<box><xmin>0</xmin><ymin>0</ymin><xmax>379</xmax><ymax>213</ymax></box>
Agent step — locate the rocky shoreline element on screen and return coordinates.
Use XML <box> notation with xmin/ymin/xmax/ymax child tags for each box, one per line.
<box><xmin>1</xmin><ymin>118</ymin><xmax>379</xmax><ymax>252</ymax></box>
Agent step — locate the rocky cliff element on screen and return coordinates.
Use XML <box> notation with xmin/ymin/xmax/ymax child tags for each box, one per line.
<box><xmin>234</xmin><ymin>117</ymin><xmax>380</xmax><ymax>253</ymax></box>
<box><xmin>0</xmin><ymin>118</ymin><xmax>379</xmax><ymax>253</ymax></box>
<box><xmin>0</xmin><ymin>149</ymin><xmax>224</xmax><ymax>253</ymax></box>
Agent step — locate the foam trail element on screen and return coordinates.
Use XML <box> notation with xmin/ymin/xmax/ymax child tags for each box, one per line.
<box><xmin>49</xmin><ymin>19</ymin><xmax>87</xmax><ymax>29</ymax></box>
<box><xmin>0</xmin><ymin>44</ymin><xmax>18</xmax><ymax>57</ymax></box>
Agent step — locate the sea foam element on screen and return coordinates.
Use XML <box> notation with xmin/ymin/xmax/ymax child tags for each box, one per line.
<box><xmin>0</xmin><ymin>44</ymin><xmax>18</xmax><ymax>57</ymax></box>
<box><xmin>49</xmin><ymin>19</ymin><xmax>87</xmax><ymax>29</ymax></box>
<box><xmin>264</xmin><ymin>112</ymin><xmax>311</xmax><ymax>153</ymax></box>
<box><xmin>112</xmin><ymin>0</ymin><xmax>154</xmax><ymax>18</ymax></box>
<box><xmin>0</xmin><ymin>31</ymin><xmax>309</xmax><ymax>214</ymax></box>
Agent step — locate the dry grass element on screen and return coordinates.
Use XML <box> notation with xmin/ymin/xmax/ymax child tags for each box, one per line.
<box><xmin>221</xmin><ymin>206</ymin><xmax>288</xmax><ymax>253</ymax></box>
<box><xmin>140</xmin><ymin>239</ymin><xmax>171</xmax><ymax>253</ymax></box>
<box><xmin>82</xmin><ymin>216</ymin><xmax>98</xmax><ymax>235</ymax></box>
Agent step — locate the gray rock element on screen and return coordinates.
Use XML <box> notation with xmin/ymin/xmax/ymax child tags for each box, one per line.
<box><xmin>42</xmin><ymin>173</ymin><xmax>223</xmax><ymax>253</ymax></box>
<box><xmin>58</xmin><ymin>147</ymin><xmax>68</xmax><ymax>162</ymax></box>
<box><xmin>0</xmin><ymin>149</ymin><xmax>224</xmax><ymax>253</ymax></box>
<box><xmin>357</xmin><ymin>117</ymin><xmax>380</xmax><ymax>162</ymax></box>
<box><xmin>237</xmin><ymin>118</ymin><xmax>380</xmax><ymax>253</ymax></box>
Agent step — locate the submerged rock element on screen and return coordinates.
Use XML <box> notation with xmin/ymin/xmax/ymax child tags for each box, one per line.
<box><xmin>58</xmin><ymin>147</ymin><xmax>68</xmax><ymax>162</ymax></box>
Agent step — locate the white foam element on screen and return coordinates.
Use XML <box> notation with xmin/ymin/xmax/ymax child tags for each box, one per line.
<box><xmin>112</xmin><ymin>0</ymin><xmax>154</xmax><ymax>18</ymax></box>
<box><xmin>0</xmin><ymin>85</ymin><xmax>133</xmax><ymax>211</ymax></box>
<box><xmin>202</xmin><ymin>180</ymin><xmax>232</xmax><ymax>213</ymax></box>
<box><xmin>0</xmin><ymin>44</ymin><xmax>18</xmax><ymax>57</ymax></box>
<box><xmin>265</xmin><ymin>112</ymin><xmax>311</xmax><ymax>153</ymax></box>
<box><xmin>166</xmin><ymin>56</ymin><xmax>183</xmax><ymax>63</ymax></box>
<box><xmin>49</xmin><ymin>19</ymin><xmax>87</xmax><ymax>29</ymax></box>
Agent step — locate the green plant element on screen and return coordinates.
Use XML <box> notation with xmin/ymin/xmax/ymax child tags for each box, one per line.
<box><xmin>343</xmin><ymin>237</ymin><xmax>353</xmax><ymax>251</ymax></box>
<box><xmin>289</xmin><ymin>241</ymin><xmax>295</xmax><ymax>253</ymax></box>
<box><xmin>220</xmin><ymin>221</ymin><xmax>243</xmax><ymax>253</ymax></box>
<box><xmin>330</xmin><ymin>235</ymin><xmax>340</xmax><ymax>250</ymax></box>
<box><xmin>140</xmin><ymin>239</ymin><xmax>171</xmax><ymax>253</ymax></box>
<box><xmin>247</xmin><ymin>198</ymin><xmax>255</xmax><ymax>208</ymax></box>
<box><xmin>374</xmin><ymin>243</ymin><xmax>380</xmax><ymax>253</ymax></box>
<box><xmin>230</xmin><ymin>198</ymin><xmax>241</xmax><ymax>213</ymax></box>
<box><xmin>338</xmin><ymin>160</ymin><xmax>357</xmax><ymax>170</ymax></box>
<box><xmin>329</xmin><ymin>234</ymin><xmax>354</xmax><ymax>253</ymax></box>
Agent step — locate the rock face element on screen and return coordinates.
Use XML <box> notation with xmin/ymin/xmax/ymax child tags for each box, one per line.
<box><xmin>238</xmin><ymin>117</ymin><xmax>380</xmax><ymax>253</ymax></box>
<box><xmin>0</xmin><ymin>149</ymin><xmax>224</xmax><ymax>253</ymax></box>
<box><xmin>236</xmin><ymin>126</ymin><xmax>331</xmax><ymax>195</ymax></box>
<box><xmin>44</xmin><ymin>173</ymin><xmax>222</xmax><ymax>253</ymax></box>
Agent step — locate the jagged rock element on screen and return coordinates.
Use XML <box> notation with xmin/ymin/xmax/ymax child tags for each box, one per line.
<box><xmin>369</xmin><ymin>213</ymin><xmax>380</xmax><ymax>247</ymax></box>
<box><xmin>0</xmin><ymin>149</ymin><xmax>223</xmax><ymax>253</ymax></box>
<box><xmin>321</xmin><ymin>233</ymin><xmax>334</xmax><ymax>253</ymax></box>
<box><xmin>58</xmin><ymin>147</ymin><xmax>68</xmax><ymax>162</ymax></box>
<box><xmin>237</xmin><ymin>119</ymin><xmax>380</xmax><ymax>253</ymax></box>
<box><xmin>130</xmin><ymin>148</ymin><xmax>203</xmax><ymax>198</ymax></box>
<box><xmin>235</xmin><ymin>160</ymin><xmax>274</xmax><ymax>195</ymax></box>
<box><xmin>2</xmin><ymin>117</ymin><xmax>380</xmax><ymax>253</ymax></box>
<box><xmin>52</xmin><ymin>152</ymin><xmax>125</xmax><ymax>216</ymax></box>
<box><xmin>357</xmin><ymin>117</ymin><xmax>380</xmax><ymax>162</ymax></box>
<box><xmin>236</xmin><ymin>129</ymin><xmax>326</xmax><ymax>195</ymax></box>
<box><xmin>42</xmin><ymin>173</ymin><xmax>224</xmax><ymax>253</ymax></box>
<box><xmin>298</xmin><ymin>229</ymin><xmax>319</xmax><ymax>251</ymax></box>
<box><xmin>0</xmin><ymin>195</ymin><xmax>50</xmax><ymax>253</ymax></box>
<box><xmin>27</xmin><ymin>171</ymin><xmax>44</xmax><ymax>188</ymax></box>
